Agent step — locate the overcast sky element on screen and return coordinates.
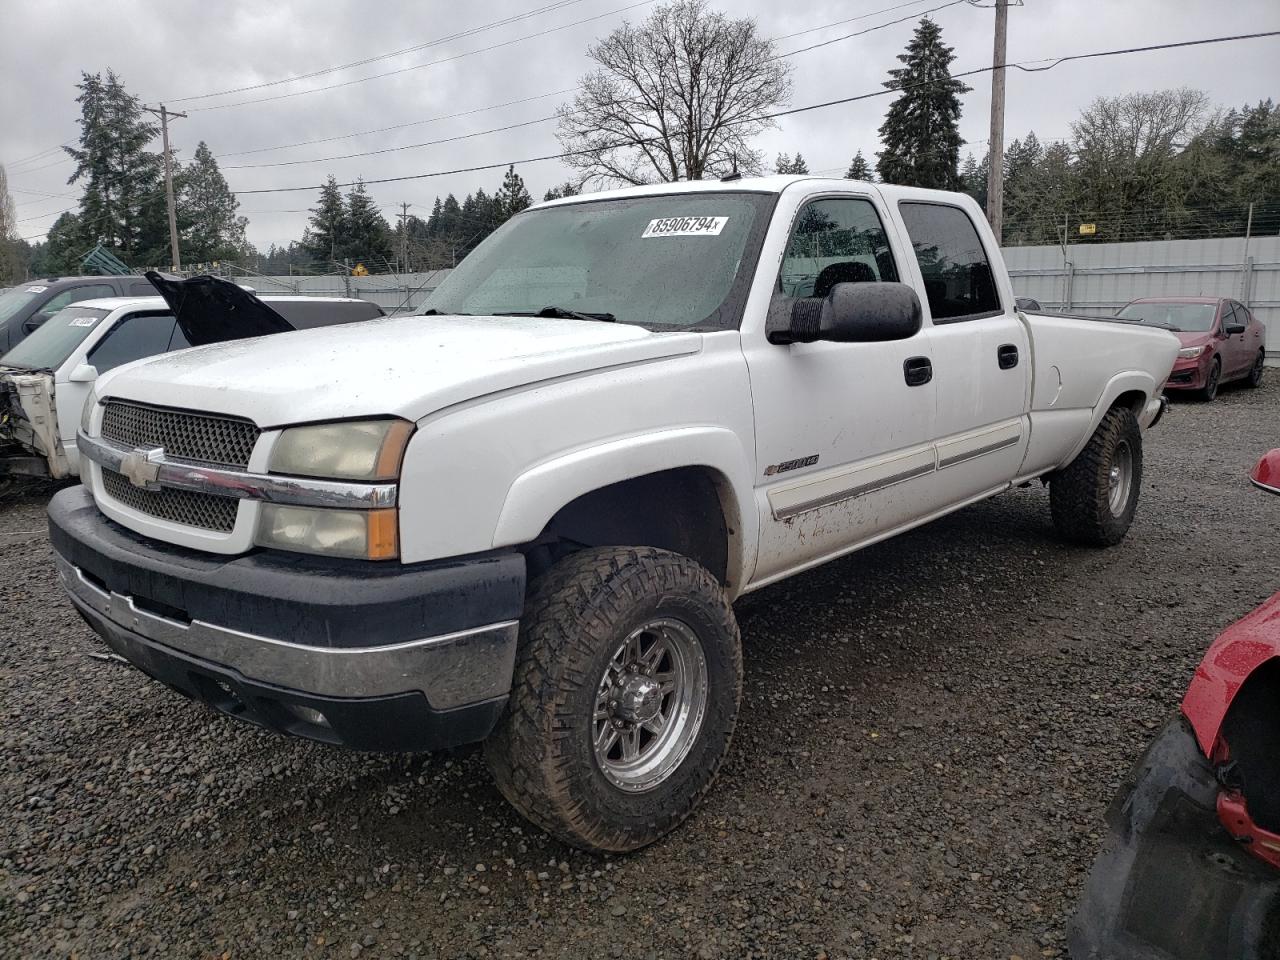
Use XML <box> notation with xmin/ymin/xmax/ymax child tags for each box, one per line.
<box><xmin>4</xmin><ymin>0</ymin><xmax>1277</xmax><ymax>254</ymax></box>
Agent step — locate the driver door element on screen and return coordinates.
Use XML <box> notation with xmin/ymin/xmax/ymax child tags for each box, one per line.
<box><xmin>744</xmin><ymin>194</ymin><xmax>937</xmax><ymax>586</ymax></box>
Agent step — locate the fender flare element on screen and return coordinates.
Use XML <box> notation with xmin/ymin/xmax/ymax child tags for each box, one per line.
<box><xmin>491</xmin><ymin>426</ymin><xmax>758</xmax><ymax>591</ymax></box>
<box><xmin>1057</xmin><ymin>370</ymin><xmax>1158</xmax><ymax>468</ymax></box>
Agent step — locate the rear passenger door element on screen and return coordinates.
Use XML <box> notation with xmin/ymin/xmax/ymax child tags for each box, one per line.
<box><xmin>894</xmin><ymin>201</ymin><xmax>1031</xmax><ymax>506</ymax></box>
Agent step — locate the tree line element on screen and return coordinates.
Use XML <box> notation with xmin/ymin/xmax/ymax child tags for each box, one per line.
<box><xmin>2</xmin><ymin>2</ymin><xmax>1276</xmax><ymax>285</ymax></box>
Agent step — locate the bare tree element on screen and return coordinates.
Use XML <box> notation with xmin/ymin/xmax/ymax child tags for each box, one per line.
<box><xmin>1071</xmin><ymin>88</ymin><xmax>1212</xmax><ymax>160</ymax></box>
<box><xmin>556</xmin><ymin>0</ymin><xmax>792</xmax><ymax>186</ymax></box>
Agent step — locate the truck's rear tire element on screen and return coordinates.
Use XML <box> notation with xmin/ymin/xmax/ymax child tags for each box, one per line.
<box><xmin>485</xmin><ymin>546</ymin><xmax>742</xmax><ymax>853</ymax></box>
<box><xmin>1050</xmin><ymin>406</ymin><xmax>1142</xmax><ymax>547</ymax></box>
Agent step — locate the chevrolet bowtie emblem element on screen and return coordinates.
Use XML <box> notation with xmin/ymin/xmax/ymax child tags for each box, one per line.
<box><xmin>120</xmin><ymin>447</ymin><xmax>164</xmax><ymax>489</ymax></box>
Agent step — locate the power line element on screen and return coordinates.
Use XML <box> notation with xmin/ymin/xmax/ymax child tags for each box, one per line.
<box><xmin>774</xmin><ymin>0</ymin><xmax>957</xmax><ymax>43</ymax></box>
<box><xmin>219</xmin><ymin>1</ymin><xmax>976</xmax><ymax>171</ymax></box>
<box><xmin>186</xmin><ymin>0</ymin><xmax>657</xmax><ymax>113</ymax></box>
<box><xmin>228</xmin><ymin>30</ymin><xmax>1280</xmax><ymax>196</ymax></box>
<box><xmin>776</xmin><ymin>0</ymin><xmax>971</xmax><ymax>58</ymax></box>
<box><xmin>166</xmin><ymin>0</ymin><xmax>591</xmax><ymax>103</ymax></box>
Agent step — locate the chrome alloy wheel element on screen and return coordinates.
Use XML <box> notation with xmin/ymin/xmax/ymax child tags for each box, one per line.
<box><xmin>1108</xmin><ymin>440</ymin><xmax>1134</xmax><ymax>517</ymax></box>
<box><xmin>592</xmin><ymin>618</ymin><xmax>708</xmax><ymax>792</ymax></box>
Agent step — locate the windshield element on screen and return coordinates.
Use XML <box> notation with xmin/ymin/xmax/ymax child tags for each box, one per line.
<box><xmin>0</xmin><ymin>286</ymin><xmax>48</xmax><ymax>325</ymax></box>
<box><xmin>0</xmin><ymin>306</ymin><xmax>110</xmax><ymax>370</ymax></box>
<box><xmin>420</xmin><ymin>192</ymin><xmax>775</xmax><ymax>330</ymax></box>
<box><xmin>1116</xmin><ymin>301</ymin><xmax>1217</xmax><ymax>332</ymax></box>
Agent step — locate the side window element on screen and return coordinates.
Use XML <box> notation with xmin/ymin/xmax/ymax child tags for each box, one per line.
<box><xmin>86</xmin><ymin>314</ymin><xmax>177</xmax><ymax>373</ymax></box>
<box><xmin>127</xmin><ymin>280</ymin><xmax>158</xmax><ymax>296</ymax></box>
<box><xmin>898</xmin><ymin>202</ymin><xmax>1002</xmax><ymax>322</ymax></box>
<box><xmin>779</xmin><ymin>197</ymin><xmax>899</xmax><ymax>300</ymax></box>
<box><xmin>40</xmin><ymin>284</ymin><xmax>115</xmax><ymax>316</ymax></box>
<box><xmin>1221</xmin><ymin>303</ymin><xmax>1239</xmax><ymax>330</ymax></box>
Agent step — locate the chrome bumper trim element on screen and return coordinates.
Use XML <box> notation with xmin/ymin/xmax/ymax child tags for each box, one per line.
<box><xmin>56</xmin><ymin>555</ymin><xmax>517</xmax><ymax>709</ymax></box>
<box><xmin>77</xmin><ymin>431</ymin><xmax>398</xmax><ymax>509</ymax></box>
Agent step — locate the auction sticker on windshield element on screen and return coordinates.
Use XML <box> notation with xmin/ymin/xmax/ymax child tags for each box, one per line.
<box><xmin>642</xmin><ymin>216</ymin><xmax>728</xmax><ymax>238</ymax></box>
<box><xmin>69</xmin><ymin>316</ymin><xmax>99</xmax><ymax>328</ymax></box>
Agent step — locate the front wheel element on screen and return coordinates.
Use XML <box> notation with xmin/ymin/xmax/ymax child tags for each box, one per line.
<box><xmin>1050</xmin><ymin>406</ymin><xmax>1143</xmax><ymax>547</ymax></box>
<box><xmin>1246</xmin><ymin>350</ymin><xmax>1265</xmax><ymax>388</ymax></box>
<box><xmin>1199</xmin><ymin>357</ymin><xmax>1221</xmax><ymax>401</ymax></box>
<box><xmin>485</xmin><ymin>546</ymin><xmax>742</xmax><ymax>853</ymax></box>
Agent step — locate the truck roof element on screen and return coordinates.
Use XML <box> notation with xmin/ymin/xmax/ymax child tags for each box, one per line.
<box><xmin>71</xmin><ymin>294</ymin><xmax>374</xmax><ymax>312</ymax></box>
<box><xmin>531</xmin><ymin>175</ymin><xmax>981</xmax><ymax>210</ymax></box>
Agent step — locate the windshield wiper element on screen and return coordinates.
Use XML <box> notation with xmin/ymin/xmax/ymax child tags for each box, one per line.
<box><xmin>499</xmin><ymin>306</ymin><xmax>617</xmax><ymax>323</ymax></box>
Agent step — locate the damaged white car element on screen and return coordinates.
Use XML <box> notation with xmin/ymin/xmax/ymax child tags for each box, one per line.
<box><xmin>0</xmin><ymin>276</ymin><xmax>384</xmax><ymax>487</ymax></box>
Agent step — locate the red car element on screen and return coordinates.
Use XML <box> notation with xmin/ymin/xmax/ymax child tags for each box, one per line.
<box><xmin>1116</xmin><ymin>296</ymin><xmax>1267</xmax><ymax>400</ymax></box>
<box><xmin>1070</xmin><ymin>450</ymin><xmax>1280</xmax><ymax>959</ymax></box>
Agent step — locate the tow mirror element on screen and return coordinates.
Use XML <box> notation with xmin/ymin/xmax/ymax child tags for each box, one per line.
<box><xmin>67</xmin><ymin>363</ymin><xmax>98</xmax><ymax>383</ymax></box>
<box><xmin>769</xmin><ymin>281</ymin><xmax>923</xmax><ymax>345</ymax></box>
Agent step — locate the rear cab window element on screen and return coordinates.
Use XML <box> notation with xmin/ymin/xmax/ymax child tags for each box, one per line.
<box><xmin>898</xmin><ymin>202</ymin><xmax>1002</xmax><ymax>322</ymax></box>
<box><xmin>86</xmin><ymin>313</ymin><xmax>178</xmax><ymax>373</ymax></box>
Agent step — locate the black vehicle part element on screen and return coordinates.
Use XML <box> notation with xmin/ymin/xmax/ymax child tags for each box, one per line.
<box><xmin>1068</xmin><ymin>718</ymin><xmax>1280</xmax><ymax>960</ymax></box>
<box><xmin>144</xmin><ymin>271</ymin><xmax>293</xmax><ymax>346</ymax></box>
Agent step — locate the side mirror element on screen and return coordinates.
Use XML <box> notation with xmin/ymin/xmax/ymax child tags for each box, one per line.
<box><xmin>67</xmin><ymin>363</ymin><xmax>98</xmax><ymax>383</ymax></box>
<box><xmin>769</xmin><ymin>281</ymin><xmax>923</xmax><ymax>345</ymax></box>
<box><xmin>23</xmin><ymin>313</ymin><xmax>52</xmax><ymax>334</ymax></box>
<box><xmin>1225</xmin><ymin>323</ymin><xmax>1246</xmax><ymax>336</ymax></box>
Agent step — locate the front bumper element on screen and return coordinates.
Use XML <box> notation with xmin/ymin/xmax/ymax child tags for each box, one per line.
<box><xmin>1164</xmin><ymin>355</ymin><xmax>1211</xmax><ymax>391</ymax></box>
<box><xmin>49</xmin><ymin>486</ymin><xmax>526</xmax><ymax>752</ymax></box>
<box><xmin>1068</xmin><ymin>718</ymin><xmax>1280</xmax><ymax>959</ymax></box>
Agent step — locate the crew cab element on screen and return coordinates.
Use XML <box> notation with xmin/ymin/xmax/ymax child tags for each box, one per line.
<box><xmin>48</xmin><ymin>177</ymin><xmax>1180</xmax><ymax>852</ymax></box>
<box><xmin>1</xmin><ymin>280</ymin><xmax>384</xmax><ymax>484</ymax></box>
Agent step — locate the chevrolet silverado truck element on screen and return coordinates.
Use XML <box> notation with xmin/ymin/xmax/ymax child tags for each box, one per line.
<box><xmin>48</xmin><ymin>177</ymin><xmax>1179</xmax><ymax>853</ymax></box>
<box><xmin>0</xmin><ymin>276</ymin><xmax>383</xmax><ymax>486</ymax></box>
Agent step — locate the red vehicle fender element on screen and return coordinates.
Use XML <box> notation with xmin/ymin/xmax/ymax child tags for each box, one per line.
<box><xmin>1181</xmin><ymin>591</ymin><xmax>1280</xmax><ymax>757</ymax></box>
<box><xmin>1252</xmin><ymin>448</ymin><xmax>1280</xmax><ymax>494</ymax></box>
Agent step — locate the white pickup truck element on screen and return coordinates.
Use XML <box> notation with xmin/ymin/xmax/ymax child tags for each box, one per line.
<box><xmin>49</xmin><ymin>176</ymin><xmax>1178</xmax><ymax>853</ymax></box>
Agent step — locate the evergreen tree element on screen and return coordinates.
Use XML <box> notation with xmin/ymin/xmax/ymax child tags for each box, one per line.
<box><xmin>876</xmin><ymin>19</ymin><xmax>971</xmax><ymax>189</ymax></box>
<box><xmin>497</xmin><ymin>165</ymin><xmax>532</xmax><ymax>217</ymax></box>
<box><xmin>844</xmin><ymin>151</ymin><xmax>872</xmax><ymax>180</ymax></box>
<box><xmin>303</xmin><ymin>176</ymin><xmax>347</xmax><ymax>263</ymax></box>
<box><xmin>959</xmin><ymin>152</ymin><xmax>989</xmax><ymax>210</ymax></box>
<box><xmin>179</xmin><ymin>142</ymin><xmax>248</xmax><ymax>263</ymax></box>
<box><xmin>774</xmin><ymin>152</ymin><xmax>809</xmax><ymax>175</ymax></box>
<box><xmin>343</xmin><ymin>179</ymin><xmax>393</xmax><ymax>268</ymax></box>
<box><xmin>543</xmin><ymin>182</ymin><xmax>580</xmax><ymax>201</ymax></box>
<box><xmin>37</xmin><ymin>211</ymin><xmax>86</xmax><ymax>276</ymax></box>
<box><xmin>64</xmin><ymin>71</ymin><xmax>168</xmax><ymax>265</ymax></box>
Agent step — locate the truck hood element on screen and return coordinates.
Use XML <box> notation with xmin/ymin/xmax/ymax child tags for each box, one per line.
<box><xmin>95</xmin><ymin>314</ymin><xmax>702</xmax><ymax>427</ymax></box>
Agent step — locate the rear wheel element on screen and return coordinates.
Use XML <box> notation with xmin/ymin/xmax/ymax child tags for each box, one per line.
<box><xmin>1050</xmin><ymin>406</ymin><xmax>1142</xmax><ymax>547</ymax></box>
<box><xmin>1199</xmin><ymin>357</ymin><xmax>1221</xmax><ymax>401</ymax></box>
<box><xmin>485</xmin><ymin>546</ymin><xmax>742</xmax><ymax>853</ymax></box>
<box><xmin>1246</xmin><ymin>350</ymin><xmax>1265</xmax><ymax>389</ymax></box>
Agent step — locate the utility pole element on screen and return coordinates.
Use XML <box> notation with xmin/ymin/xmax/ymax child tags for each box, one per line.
<box><xmin>398</xmin><ymin>202</ymin><xmax>411</xmax><ymax>273</ymax></box>
<box><xmin>144</xmin><ymin>103</ymin><xmax>188</xmax><ymax>271</ymax></box>
<box><xmin>985</xmin><ymin>0</ymin><xmax>1009</xmax><ymax>243</ymax></box>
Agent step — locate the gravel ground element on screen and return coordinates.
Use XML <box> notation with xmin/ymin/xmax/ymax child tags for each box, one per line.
<box><xmin>3</xmin><ymin>378</ymin><xmax>1279</xmax><ymax>960</ymax></box>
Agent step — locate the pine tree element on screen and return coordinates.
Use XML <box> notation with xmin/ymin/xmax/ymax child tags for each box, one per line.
<box><xmin>303</xmin><ymin>176</ymin><xmax>347</xmax><ymax>263</ymax></box>
<box><xmin>844</xmin><ymin>151</ymin><xmax>872</xmax><ymax>180</ymax></box>
<box><xmin>179</xmin><ymin>142</ymin><xmax>247</xmax><ymax>263</ymax></box>
<box><xmin>875</xmin><ymin>19</ymin><xmax>971</xmax><ymax>189</ymax></box>
<box><xmin>64</xmin><ymin>71</ymin><xmax>168</xmax><ymax>265</ymax></box>
<box><xmin>543</xmin><ymin>182</ymin><xmax>580</xmax><ymax>201</ymax></box>
<box><xmin>774</xmin><ymin>152</ymin><xmax>809</xmax><ymax>175</ymax></box>
<box><xmin>497</xmin><ymin>165</ymin><xmax>532</xmax><ymax>217</ymax></box>
<box><xmin>343</xmin><ymin>180</ymin><xmax>393</xmax><ymax>269</ymax></box>
<box><xmin>959</xmin><ymin>152</ymin><xmax>989</xmax><ymax>210</ymax></box>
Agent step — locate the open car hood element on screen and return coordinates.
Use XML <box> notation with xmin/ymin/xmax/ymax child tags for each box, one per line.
<box><xmin>144</xmin><ymin>271</ymin><xmax>293</xmax><ymax>347</ymax></box>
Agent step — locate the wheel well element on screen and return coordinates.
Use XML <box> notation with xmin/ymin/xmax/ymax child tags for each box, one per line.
<box><xmin>1220</xmin><ymin>658</ymin><xmax>1280</xmax><ymax>833</ymax></box>
<box><xmin>526</xmin><ymin>467</ymin><xmax>736</xmax><ymax>589</ymax></box>
<box><xmin>1112</xmin><ymin>389</ymin><xmax>1148</xmax><ymax>416</ymax></box>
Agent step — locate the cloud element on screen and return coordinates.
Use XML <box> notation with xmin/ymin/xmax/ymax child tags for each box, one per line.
<box><xmin>4</xmin><ymin>0</ymin><xmax>1276</xmax><ymax>250</ymax></box>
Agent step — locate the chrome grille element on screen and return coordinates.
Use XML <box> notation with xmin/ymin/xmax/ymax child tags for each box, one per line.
<box><xmin>101</xmin><ymin>468</ymin><xmax>239</xmax><ymax>533</ymax></box>
<box><xmin>101</xmin><ymin>400</ymin><xmax>259</xmax><ymax>468</ymax></box>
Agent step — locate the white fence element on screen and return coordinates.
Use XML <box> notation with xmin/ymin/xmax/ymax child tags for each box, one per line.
<box><xmin>1003</xmin><ymin>235</ymin><xmax>1280</xmax><ymax>361</ymax></box>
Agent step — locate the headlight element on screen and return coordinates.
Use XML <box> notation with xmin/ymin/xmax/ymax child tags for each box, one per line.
<box><xmin>257</xmin><ymin>504</ymin><xmax>398</xmax><ymax>560</ymax></box>
<box><xmin>1178</xmin><ymin>346</ymin><xmax>1205</xmax><ymax>360</ymax></box>
<box><xmin>269</xmin><ymin>419</ymin><xmax>413</xmax><ymax>481</ymax></box>
<box><xmin>79</xmin><ymin>390</ymin><xmax>97</xmax><ymax>435</ymax></box>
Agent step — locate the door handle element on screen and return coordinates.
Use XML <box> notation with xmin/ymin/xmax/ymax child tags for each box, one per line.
<box><xmin>903</xmin><ymin>356</ymin><xmax>932</xmax><ymax>387</ymax></box>
<box><xmin>998</xmin><ymin>344</ymin><xmax>1019</xmax><ymax>369</ymax></box>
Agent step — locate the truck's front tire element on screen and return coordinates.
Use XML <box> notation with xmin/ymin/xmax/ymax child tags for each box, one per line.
<box><xmin>485</xmin><ymin>546</ymin><xmax>742</xmax><ymax>853</ymax></box>
<box><xmin>1049</xmin><ymin>406</ymin><xmax>1142</xmax><ymax>547</ymax></box>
